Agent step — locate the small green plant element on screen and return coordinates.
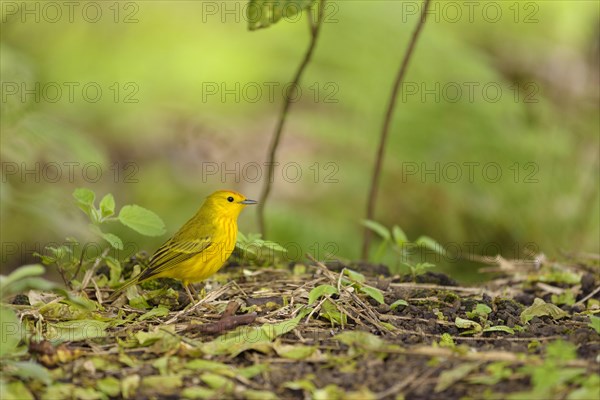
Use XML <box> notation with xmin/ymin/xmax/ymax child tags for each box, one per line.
<box><xmin>455</xmin><ymin>303</ymin><xmax>517</xmax><ymax>335</ymax></box>
<box><xmin>466</xmin><ymin>303</ymin><xmax>492</xmax><ymax>323</ymax></box>
<box><xmin>588</xmin><ymin>315</ymin><xmax>600</xmax><ymax>334</ymax></box>
<box><xmin>361</xmin><ymin>220</ymin><xmax>445</xmax><ymax>277</ymax></box>
<box><xmin>36</xmin><ymin>188</ymin><xmax>165</xmax><ymax>289</ymax></box>
<box><xmin>305</xmin><ymin>268</ymin><xmax>385</xmax><ymax>327</ymax></box>
<box><xmin>73</xmin><ymin>188</ymin><xmax>166</xmax><ymax>249</ymax></box>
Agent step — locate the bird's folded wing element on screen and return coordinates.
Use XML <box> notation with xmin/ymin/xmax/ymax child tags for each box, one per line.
<box><xmin>138</xmin><ymin>237</ymin><xmax>212</xmax><ymax>280</ymax></box>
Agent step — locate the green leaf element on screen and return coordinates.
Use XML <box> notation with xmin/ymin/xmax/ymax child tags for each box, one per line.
<box><xmin>359</xmin><ymin>285</ymin><xmax>384</xmax><ymax>304</ymax></box>
<box><xmin>313</xmin><ymin>384</ymin><xmax>345</xmax><ymax>400</ymax></box>
<box><xmin>263</xmin><ymin>240</ymin><xmax>288</xmax><ymax>253</ymax></box>
<box><xmin>308</xmin><ymin>284</ymin><xmax>338</xmax><ymax>305</ymax></box>
<box><xmin>589</xmin><ymin>315</ymin><xmax>600</xmax><ymax>334</ymax></box>
<box><xmin>467</xmin><ymin>362</ymin><xmax>512</xmax><ymax>386</ymax></box>
<box><xmin>139</xmin><ymin>306</ymin><xmax>170</xmax><ymax>321</ymax></box>
<box><xmin>546</xmin><ymin>340</ymin><xmax>577</xmax><ymax>363</ymax></box>
<box><xmin>410</xmin><ymin>262</ymin><xmax>437</xmax><ymax>277</ymax></box>
<box><xmin>181</xmin><ymin>387</ymin><xmax>216</xmax><ymax>399</ymax></box>
<box><xmin>185</xmin><ymin>359</ymin><xmax>232</xmax><ymax>374</ymax></box>
<box><xmin>200</xmin><ymin>373</ymin><xmax>233</xmax><ymax>391</ymax></box>
<box><xmin>88</xmin><ymin>224</ymin><xmax>123</xmax><ymax>250</ymax></box>
<box><xmin>262</xmin><ymin>314</ymin><xmax>302</xmax><ymax>340</ymax></box>
<box><xmin>3</xmin><ymin>360</ymin><xmax>51</xmax><ymax>385</ymax></box>
<box><xmin>2</xmin><ymin>277</ymin><xmax>57</xmax><ymax>299</ymax></box>
<box><xmin>142</xmin><ymin>375</ymin><xmax>183</xmax><ymax>395</ymax></box>
<box><xmin>551</xmin><ymin>291</ymin><xmax>576</xmax><ymax>306</ymax></box>
<box><xmin>0</xmin><ymin>380</ymin><xmax>35</xmax><ymax>400</ymax></box>
<box><xmin>118</xmin><ymin>205</ymin><xmax>166</xmax><ymax>237</ymax></box>
<box><xmin>335</xmin><ymin>331</ymin><xmax>390</xmax><ymax>352</ymax></box>
<box><xmin>0</xmin><ymin>265</ymin><xmax>54</xmax><ymax>300</ymax></box>
<box><xmin>54</xmin><ymin>289</ymin><xmax>98</xmax><ymax>311</ymax></box>
<box><xmin>96</xmin><ymin>377</ymin><xmax>121</xmax><ymax>397</ymax></box>
<box><xmin>415</xmin><ymin>236</ymin><xmax>445</xmax><ymax>255</ymax></box>
<box><xmin>247</xmin><ymin>0</ymin><xmax>315</xmax><ymax>30</ymax></box>
<box><xmin>483</xmin><ymin>325</ymin><xmax>515</xmax><ymax>334</ymax></box>
<box><xmin>532</xmin><ymin>271</ymin><xmax>581</xmax><ymax>285</ymax></box>
<box><xmin>467</xmin><ymin>303</ymin><xmax>492</xmax><ymax>319</ymax></box>
<box><xmin>101</xmin><ymin>232</ymin><xmax>123</xmax><ymax>250</ymax></box>
<box><xmin>320</xmin><ymin>300</ymin><xmax>346</xmax><ymax>326</ymax></box>
<box><xmin>72</xmin><ymin>387</ymin><xmax>105</xmax><ymax>399</ymax></box>
<box><xmin>283</xmin><ymin>379</ymin><xmax>316</xmax><ymax>392</ymax></box>
<box><xmin>0</xmin><ymin>264</ymin><xmax>44</xmax><ymax>288</ymax></box>
<box><xmin>390</xmin><ymin>299</ymin><xmax>408</xmax><ymax>310</ymax></box>
<box><xmin>392</xmin><ymin>225</ymin><xmax>408</xmax><ymax>245</ymax></box>
<box><xmin>361</xmin><ymin>220</ymin><xmax>391</xmax><ymax>241</ymax></box>
<box><xmin>343</xmin><ymin>268</ymin><xmax>365</xmax><ymax>283</ymax></box>
<box><xmin>73</xmin><ymin>188</ymin><xmax>95</xmax><ymax>206</ymax></box>
<box><xmin>455</xmin><ymin>317</ymin><xmax>482</xmax><ymax>332</ymax></box>
<box><xmin>135</xmin><ymin>329</ymin><xmax>172</xmax><ymax>347</ymax></box>
<box><xmin>198</xmin><ymin>328</ymin><xmax>268</xmax><ymax>357</ymax></box>
<box><xmin>104</xmin><ymin>257</ymin><xmax>122</xmax><ymax>287</ymax></box>
<box><xmin>46</xmin><ymin>320</ymin><xmax>108</xmax><ymax>342</ymax></box>
<box><xmin>439</xmin><ymin>333</ymin><xmax>455</xmax><ymax>348</ymax></box>
<box><xmin>435</xmin><ymin>362</ymin><xmax>480</xmax><ymax>392</ymax></box>
<box><xmin>237</xmin><ymin>364</ymin><xmax>269</xmax><ymax>379</ymax></box>
<box><xmin>73</xmin><ymin>188</ymin><xmax>96</xmax><ymax>217</ymax></box>
<box><xmin>199</xmin><ymin>315</ymin><xmax>303</xmax><ymax>357</ymax></box>
<box><xmin>0</xmin><ymin>307</ymin><xmax>22</xmax><ymax>357</ymax></box>
<box><xmin>520</xmin><ymin>298</ymin><xmax>569</xmax><ymax>324</ymax></box>
<box><xmin>475</xmin><ymin>303</ymin><xmax>492</xmax><ymax>315</ymax></box>
<box><xmin>121</xmin><ymin>375</ymin><xmax>140</xmax><ymax>399</ymax></box>
<box><xmin>244</xmin><ymin>390</ymin><xmax>278</xmax><ymax>400</ymax></box>
<box><xmin>273</xmin><ymin>342</ymin><xmax>316</xmax><ymax>360</ymax></box>
<box><xmin>99</xmin><ymin>193</ymin><xmax>116</xmax><ymax>218</ymax></box>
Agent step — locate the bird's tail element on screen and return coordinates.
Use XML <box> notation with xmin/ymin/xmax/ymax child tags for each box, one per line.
<box><xmin>107</xmin><ymin>277</ymin><xmax>140</xmax><ymax>302</ymax></box>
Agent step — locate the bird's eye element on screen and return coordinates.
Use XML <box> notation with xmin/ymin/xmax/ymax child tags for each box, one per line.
<box><xmin>227</xmin><ymin>196</ymin><xmax>234</xmax><ymax>203</ymax></box>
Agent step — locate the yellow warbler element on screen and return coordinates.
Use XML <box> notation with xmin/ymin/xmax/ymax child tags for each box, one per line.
<box><xmin>108</xmin><ymin>190</ymin><xmax>256</xmax><ymax>302</ymax></box>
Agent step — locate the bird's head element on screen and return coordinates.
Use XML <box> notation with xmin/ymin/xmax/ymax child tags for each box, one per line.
<box><xmin>203</xmin><ymin>190</ymin><xmax>257</xmax><ymax>219</ymax></box>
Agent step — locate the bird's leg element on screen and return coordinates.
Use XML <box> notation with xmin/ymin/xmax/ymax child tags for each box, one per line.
<box><xmin>184</xmin><ymin>284</ymin><xmax>196</xmax><ymax>304</ymax></box>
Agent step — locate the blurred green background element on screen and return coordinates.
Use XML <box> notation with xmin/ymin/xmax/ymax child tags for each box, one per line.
<box><xmin>1</xmin><ymin>1</ymin><xmax>598</xmax><ymax>281</ymax></box>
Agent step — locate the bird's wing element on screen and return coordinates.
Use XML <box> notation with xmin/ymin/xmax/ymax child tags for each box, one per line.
<box><xmin>138</xmin><ymin>236</ymin><xmax>212</xmax><ymax>281</ymax></box>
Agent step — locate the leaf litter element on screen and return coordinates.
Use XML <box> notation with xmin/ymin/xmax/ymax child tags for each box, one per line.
<box><xmin>2</xmin><ymin>254</ymin><xmax>599</xmax><ymax>399</ymax></box>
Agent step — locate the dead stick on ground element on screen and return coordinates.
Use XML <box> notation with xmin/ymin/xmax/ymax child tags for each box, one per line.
<box><xmin>375</xmin><ymin>371</ymin><xmax>419</xmax><ymax>400</ymax></box>
<box><xmin>395</xmin><ymin>346</ymin><xmax>593</xmax><ymax>368</ymax></box>
<box><xmin>574</xmin><ymin>285</ymin><xmax>600</xmax><ymax>306</ymax></box>
<box><xmin>307</xmin><ymin>253</ymin><xmax>392</xmax><ymax>334</ymax></box>
<box><xmin>165</xmin><ymin>282</ymin><xmax>233</xmax><ymax>325</ymax></box>
<box><xmin>189</xmin><ymin>313</ymin><xmax>258</xmax><ymax>334</ymax></box>
<box><xmin>389</xmin><ymin>282</ymin><xmax>488</xmax><ymax>294</ymax></box>
<box><xmin>80</xmin><ymin>248</ymin><xmax>110</xmax><ymax>292</ymax></box>
<box><xmin>222</xmin><ymin>300</ymin><xmax>241</xmax><ymax>318</ymax></box>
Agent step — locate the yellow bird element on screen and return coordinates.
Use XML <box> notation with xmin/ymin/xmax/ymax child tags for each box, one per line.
<box><xmin>108</xmin><ymin>190</ymin><xmax>257</xmax><ymax>303</ymax></box>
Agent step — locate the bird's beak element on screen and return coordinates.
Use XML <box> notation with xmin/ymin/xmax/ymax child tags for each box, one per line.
<box><xmin>239</xmin><ymin>199</ymin><xmax>258</xmax><ymax>205</ymax></box>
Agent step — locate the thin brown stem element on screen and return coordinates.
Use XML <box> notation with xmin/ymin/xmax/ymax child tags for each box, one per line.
<box><xmin>362</xmin><ymin>0</ymin><xmax>432</xmax><ymax>260</ymax></box>
<box><xmin>257</xmin><ymin>0</ymin><xmax>327</xmax><ymax>237</ymax></box>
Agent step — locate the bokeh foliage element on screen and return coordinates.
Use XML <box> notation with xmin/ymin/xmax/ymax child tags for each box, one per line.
<box><xmin>1</xmin><ymin>1</ymin><xmax>598</xmax><ymax>279</ymax></box>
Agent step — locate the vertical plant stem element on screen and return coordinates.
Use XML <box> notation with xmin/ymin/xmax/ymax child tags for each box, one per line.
<box><xmin>361</xmin><ymin>0</ymin><xmax>432</xmax><ymax>260</ymax></box>
<box><xmin>257</xmin><ymin>0</ymin><xmax>327</xmax><ymax>237</ymax></box>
